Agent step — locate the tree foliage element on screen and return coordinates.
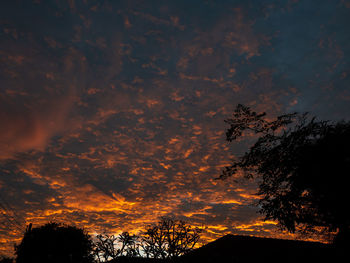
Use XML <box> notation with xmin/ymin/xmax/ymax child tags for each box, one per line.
<box><xmin>15</xmin><ymin>223</ymin><xmax>94</xmax><ymax>263</ymax></box>
<box><xmin>93</xmin><ymin>232</ymin><xmax>140</xmax><ymax>262</ymax></box>
<box><xmin>220</xmin><ymin>104</ymin><xmax>350</xmax><ymax>243</ymax></box>
<box><xmin>92</xmin><ymin>218</ymin><xmax>201</xmax><ymax>261</ymax></box>
<box><xmin>141</xmin><ymin>218</ymin><xmax>201</xmax><ymax>259</ymax></box>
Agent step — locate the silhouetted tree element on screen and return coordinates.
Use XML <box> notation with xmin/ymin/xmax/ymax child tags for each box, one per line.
<box><xmin>93</xmin><ymin>233</ymin><xmax>119</xmax><ymax>262</ymax></box>
<box><xmin>118</xmin><ymin>232</ymin><xmax>140</xmax><ymax>257</ymax></box>
<box><xmin>141</xmin><ymin>218</ymin><xmax>201</xmax><ymax>259</ymax></box>
<box><xmin>220</xmin><ymin>104</ymin><xmax>350</xmax><ymax>245</ymax></box>
<box><xmin>15</xmin><ymin>222</ymin><xmax>94</xmax><ymax>263</ymax></box>
<box><xmin>0</xmin><ymin>257</ymin><xmax>13</xmax><ymax>263</ymax></box>
<box><xmin>93</xmin><ymin>232</ymin><xmax>140</xmax><ymax>262</ymax></box>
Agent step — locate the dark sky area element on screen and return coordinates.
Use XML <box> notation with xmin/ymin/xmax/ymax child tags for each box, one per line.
<box><xmin>1</xmin><ymin>0</ymin><xmax>350</xmax><ymax>257</ymax></box>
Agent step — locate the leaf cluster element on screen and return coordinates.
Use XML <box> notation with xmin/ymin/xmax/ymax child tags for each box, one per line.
<box><xmin>221</xmin><ymin>104</ymin><xmax>350</xmax><ymax>241</ymax></box>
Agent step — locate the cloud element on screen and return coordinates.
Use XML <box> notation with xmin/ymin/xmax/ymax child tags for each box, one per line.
<box><xmin>0</xmin><ymin>92</ymin><xmax>75</xmax><ymax>160</ymax></box>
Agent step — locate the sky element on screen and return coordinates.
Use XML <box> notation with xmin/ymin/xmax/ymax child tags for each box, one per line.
<box><xmin>1</xmin><ymin>0</ymin><xmax>350</xmax><ymax>257</ymax></box>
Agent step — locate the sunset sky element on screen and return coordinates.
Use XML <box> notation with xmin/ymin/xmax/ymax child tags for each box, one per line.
<box><xmin>1</xmin><ymin>0</ymin><xmax>350</xmax><ymax>257</ymax></box>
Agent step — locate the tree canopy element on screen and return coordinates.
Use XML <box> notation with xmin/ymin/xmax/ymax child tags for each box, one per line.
<box><xmin>93</xmin><ymin>232</ymin><xmax>140</xmax><ymax>262</ymax></box>
<box><xmin>220</xmin><ymin>104</ymin><xmax>350</xmax><ymax>244</ymax></box>
<box><xmin>15</xmin><ymin>222</ymin><xmax>94</xmax><ymax>263</ymax></box>
<box><xmin>141</xmin><ymin>217</ymin><xmax>201</xmax><ymax>259</ymax></box>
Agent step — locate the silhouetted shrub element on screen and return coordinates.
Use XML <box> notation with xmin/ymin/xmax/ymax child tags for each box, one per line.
<box><xmin>15</xmin><ymin>222</ymin><xmax>94</xmax><ymax>263</ymax></box>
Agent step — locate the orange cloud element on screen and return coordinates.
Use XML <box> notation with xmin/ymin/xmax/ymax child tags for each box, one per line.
<box><xmin>0</xmin><ymin>93</ymin><xmax>75</xmax><ymax>160</ymax></box>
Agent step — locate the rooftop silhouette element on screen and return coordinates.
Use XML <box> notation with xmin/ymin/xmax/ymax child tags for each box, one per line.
<box><xmin>178</xmin><ymin>234</ymin><xmax>339</xmax><ymax>263</ymax></box>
